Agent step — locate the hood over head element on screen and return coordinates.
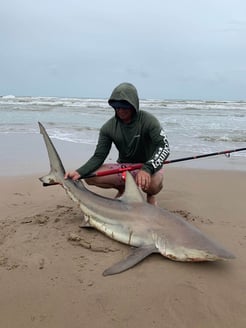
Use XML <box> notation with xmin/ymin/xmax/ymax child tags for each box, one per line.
<box><xmin>108</xmin><ymin>82</ymin><xmax>139</xmax><ymax>113</ymax></box>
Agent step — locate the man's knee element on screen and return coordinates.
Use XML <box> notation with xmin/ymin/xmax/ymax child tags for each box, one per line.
<box><xmin>85</xmin><ymin>175</ymin><xmax>124</xmax><ymax>192</ymax></box>
<box><xmin>147</xmin><ymin>173</ymin><xmax>164</xmax><ymax>195</ymax></box>
<box><xmin>148</xmin><ymin>182</ymin><xmax>163</xmax><ymax>196</ymax></box>
<box><xmin>84</xmin><ymin>177</ymin><xmax>97</xmax><ymax>186</ymax></box>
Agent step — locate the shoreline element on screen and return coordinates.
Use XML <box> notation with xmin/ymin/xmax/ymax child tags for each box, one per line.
<box><xmin>1</xmin><ymin>133</ymin><xmax>246</xmax><ymax>177</ymax></box>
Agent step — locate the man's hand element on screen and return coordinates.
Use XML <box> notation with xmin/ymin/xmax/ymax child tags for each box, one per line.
<box><xmin>135</xmin><ymin>170</ymin><xmax>151</xmax><ymax>191</ymax></box>
<box><xmin>64</xmin><ymin>171</ymin><xmax>81</xmax><ymax>181</ymax></box>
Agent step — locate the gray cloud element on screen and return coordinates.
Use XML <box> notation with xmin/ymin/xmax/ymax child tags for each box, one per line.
<box><xmin>0</xmin><ymin>0</ymin><xmax>246</xmax><ymax>100</ymax></box>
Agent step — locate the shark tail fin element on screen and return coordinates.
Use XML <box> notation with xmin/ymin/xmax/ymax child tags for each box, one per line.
<box><xmin>38</xmin><ymin>122</ymin><xmax>65</xmax><ymax>186</ymax></box>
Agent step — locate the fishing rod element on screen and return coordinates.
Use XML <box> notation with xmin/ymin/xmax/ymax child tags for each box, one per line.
<box><xmin>83</xmin><ymin>146</ymin><xmax>246</xmax><ymax>179</ymax></box>
<box><xmin>42</xmin><ymin>146</ymin><xmax>246</xmax><ymax>186</ymax></box>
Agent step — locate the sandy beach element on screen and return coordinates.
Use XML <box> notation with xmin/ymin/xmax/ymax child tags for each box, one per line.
<box><xmin>1</xmin><ymin>134</ymin><xmax>246</xmax><ymax>328</ymax></box>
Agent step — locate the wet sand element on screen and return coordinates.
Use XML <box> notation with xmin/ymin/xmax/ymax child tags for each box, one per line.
<box><xmin>0</xmin><ymin>133</ymin><xmax>246</xmax><ymax>327</ymax></box>
<box><xmin>1</xmin><ymin>167</ymin><xmax>246</xmax><ymax>327</ymax></box>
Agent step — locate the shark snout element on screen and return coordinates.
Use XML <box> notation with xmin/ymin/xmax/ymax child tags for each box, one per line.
<box><xmin>153</xmin><ymin>231</ymin><xmax>235</xmax><ymax>262</ymax></box>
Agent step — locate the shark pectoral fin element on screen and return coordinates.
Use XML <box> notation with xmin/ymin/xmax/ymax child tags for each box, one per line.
<box><xmin>103</xmin><ymin>245</ymin><xmax>158</xmax><ymax>276</ymax></box>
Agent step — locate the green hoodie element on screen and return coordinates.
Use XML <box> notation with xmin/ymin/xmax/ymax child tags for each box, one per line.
<box><xmin>77</xmin><ymin>82</ymin><xmax>170</xmax><ymax>177</ymax></box>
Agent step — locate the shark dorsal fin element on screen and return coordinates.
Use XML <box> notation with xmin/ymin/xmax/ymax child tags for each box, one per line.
<box><xmin>120</xmin><ymin>171</ymin><xmax>145</xmax><ymax>203</ymax></box>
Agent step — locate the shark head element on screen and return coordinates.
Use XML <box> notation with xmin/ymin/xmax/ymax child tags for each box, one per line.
<box><xmin>152</xmin><ymin>229</ymin><xmax>235</xmax><ymax>262</ymax></box>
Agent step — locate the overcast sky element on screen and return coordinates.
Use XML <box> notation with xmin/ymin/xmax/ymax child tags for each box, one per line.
<box><xmin>1</xmin><ymin>0</ymin><xmax>245</xmax><ymax>100</ymax></box>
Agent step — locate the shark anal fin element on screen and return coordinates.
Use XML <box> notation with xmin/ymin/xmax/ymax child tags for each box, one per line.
<box><xmin>103</xmin><ymin>245</ymin><xmax>158</xmax><ymax>276</ymax></box>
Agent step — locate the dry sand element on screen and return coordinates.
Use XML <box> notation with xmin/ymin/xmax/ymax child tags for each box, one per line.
<box><xmin>1</xmin><ymin>166</ymin><xmax>246</xmax><ymax>328</ymax></box>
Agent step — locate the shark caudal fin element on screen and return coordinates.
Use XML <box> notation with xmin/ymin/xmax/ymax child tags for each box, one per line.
<box><xmin>38</xmin><ymin>122</ymin><xmax>65</xmax><ymax>186</ymax></box>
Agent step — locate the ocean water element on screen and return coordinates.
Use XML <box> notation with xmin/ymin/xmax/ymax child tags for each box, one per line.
<box><xmin>1</xmin><ymin>95</ymin><xmax>246</xmax><ymax>170</ymax></box>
